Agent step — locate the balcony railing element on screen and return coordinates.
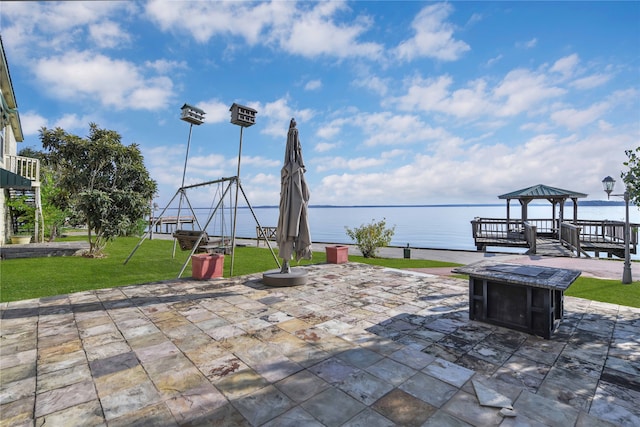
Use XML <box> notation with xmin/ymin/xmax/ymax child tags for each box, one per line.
<box><xmin>4</xmin><ymin>155</ymin><xmax>40</xmax><ymax>183</ymax></box>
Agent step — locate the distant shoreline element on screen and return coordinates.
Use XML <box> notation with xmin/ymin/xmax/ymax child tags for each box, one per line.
<box><xmin>246</xmin><ymin>200</ymin><xmax>630</xmax><ymax>209</ymax></box>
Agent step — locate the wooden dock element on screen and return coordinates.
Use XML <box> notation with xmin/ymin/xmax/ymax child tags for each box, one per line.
<box><xmin>472</xmin><ymin>218</ymin><xmax>638</xmax><ymax>258</ymax></box>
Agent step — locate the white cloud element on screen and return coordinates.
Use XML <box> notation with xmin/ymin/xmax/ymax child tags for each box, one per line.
<box><xmin>53</xmin><ymin>114</ymin><xmax>92</xmax><ymax>131</ymax></box>
<box><xmin>571</xmin><ymin>73</ymin><xmax>611</xmax><ymax>90</ymax></box>
<box><xmin>237</xmin><ymin>155</ymin><xmax>280</xmax><ymax>168</ymax></box>
<box><xmin>517</xmin><ymin>38</ymin><xmax>538</xmax><ymax>49</ymax></box>
<box><xmin>274</xmin><ymin>1</ymin><xmax>382</xmax><ymax>59</ymax></box>
<box><xmin>145</xmin><ymin>0</ymin><xmax>382</xmax><ymax>60</ymax></box>
<box><xmin>314</xmin><ymin>142</ymin><xmax>338</xmax><ymax>153</ymax></box>
<box><xmin>312</xmin><ymin>129</ymin><xmax>634</xmax><ymax>205</ymax></box>
<box><xmin>196</xmin><ymin>99</ymin><xmax>233</xmax><ymax>124</ymax></box>
<box><xmin>493</xmin><ymin>68</ymin><xmax>565</xmax><ymax>116</ymax></box>
<box><xmin>357</xmin><ymin>112</ymin><xmax>451</xmax><ymax>147</ymax></box>
<box><xmin>33</xmin><ymin>50</ymin><xmax>174</xmax><ymax>110</ymax></box>
<box><xmin>381</xmin><ymin>149</ymin><xmax>407</xmax><ymax>159</ymax></box>
<box><xmin>395</xmin><ymin>3</ymin><xmax>470</xmax><ymax>62</ymax></box>
<box><xmin>304</xmin><ymin>79</ymin><xmax>322</xmax><ymax>91</ymax></box>
<box><xmin>89</xmin><ymin>21</ymin><xmax>131</xmax><ymax>49</ymax></box>
<box><xmin>486</xmin><ymin>54</ymin><xmax>503</xmax><ymax>67</ymax></box>
<box><xmin>352</xmin><ymin>75</ymin><xmax>389</xmax><ymax>96</ymax></box>
<box><xmin>254</xmin><ymin>97</ymin><xmax>315</xmax><ymax>138</ymax></box>
<box><xmin>20</xmin><ymin>111</ymin><xmax>95</xmax><ymax>136</ymax></box>
<box><xmin>316</xmin><ymin>117</ymin><xmax>349</xmax><ymax>140</ymax></box>
<box><xmin>551</xmin><ymin>103</ymin><xmax>609</xmax><ymax>130</ymax></box>
<box><xmin>389</xmin><ymin>75</ymin><xmax>493</xmax><ymax>118</ymax></box>
<box><xmin>550</xmin><ymin>53</ymin><xmax>579</xmax><ymax>78</ymax></box>
<box><xmin>0</xmin><ymin>2</ymin><xmax>136</xmax><ymax>53</ymax></box>
<box><xmin>145</xmin><ymin>59</ymin><xmax>188</xmax><ymax>74</ymax></box>
<box><xmin>145</xmin><ymin>0</ymin><xmax>278</xmax><ymax>45</ymax></box>
<box><xmin>19</xmin><ymin>111</ymin><xmax>48</xmax><ymax>136</ymax></box>
<box><xmin>315</xmin><ymin>155</ymin><xmax>386</xmax><ymax>172</ymax></box>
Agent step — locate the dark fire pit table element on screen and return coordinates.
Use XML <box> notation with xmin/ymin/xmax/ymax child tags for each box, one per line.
<box><xmin>452</xmin><ymin>261</ymin><xmax>581</xmax><ymax>339</ymax></box>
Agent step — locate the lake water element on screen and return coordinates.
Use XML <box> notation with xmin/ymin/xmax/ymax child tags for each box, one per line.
<box><xmin>166</xmin><ymin>204</ymin><xmax>640</xmax><ymax>258</ymax></box>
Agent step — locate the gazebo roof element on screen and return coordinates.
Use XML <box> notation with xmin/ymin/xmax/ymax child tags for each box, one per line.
<box><xmin>498</xmin><ymin>184</ymin><xmax>587</xmax><ymax>200</ymax></box>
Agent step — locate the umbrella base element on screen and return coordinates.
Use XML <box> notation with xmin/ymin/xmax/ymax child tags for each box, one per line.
<box><xmin>262</xmin><ymin>268</ymin><xmax>308</xmax><ymax>287</ymax></box>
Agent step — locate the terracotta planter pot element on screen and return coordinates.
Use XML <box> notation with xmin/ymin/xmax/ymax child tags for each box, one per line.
<box><xmin>326</xmin><ymin>245</ymin><xmax>348</xmax><ymax>264</ymax></box>
<box><xmin>191</xmin><ymin>254</ymin><xmax>224</xmax><ymax>279</ymax></box>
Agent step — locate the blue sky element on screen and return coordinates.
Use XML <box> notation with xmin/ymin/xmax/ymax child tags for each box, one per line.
<box><xmin>1</xmin><ymin>1</ymin><xmax>638</xmax><ymax>207</ymax></box>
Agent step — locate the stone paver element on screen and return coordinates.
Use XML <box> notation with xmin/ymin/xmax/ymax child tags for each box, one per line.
<box><xmin>1</xmin><ymin>262</ymin><xmax>639</xmax><ymax>426</ymax></box>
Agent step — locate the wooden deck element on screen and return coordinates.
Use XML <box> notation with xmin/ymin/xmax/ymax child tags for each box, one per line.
<box><xmin>472</xmin><ymin>218</ymin><xmax>638</xmax><ymax>258</ymax></box>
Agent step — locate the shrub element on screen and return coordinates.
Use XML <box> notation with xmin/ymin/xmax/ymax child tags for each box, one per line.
<box><xmin>345</xmin><ymin>218</ymin><xmax>395</xmax><ymax>258</ymax></box>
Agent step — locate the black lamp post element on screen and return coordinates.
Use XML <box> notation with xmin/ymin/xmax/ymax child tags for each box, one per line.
<box><xmin>602</xmin><ymin>176</ymin><xmax>632</xmax><ymax>284</ymax></box>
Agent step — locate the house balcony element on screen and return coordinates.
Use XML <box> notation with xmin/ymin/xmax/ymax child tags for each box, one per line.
<box><xmin>4</xmin><ymin>154</ymin><xmax>40</xmax><ymax>185</ymax></box>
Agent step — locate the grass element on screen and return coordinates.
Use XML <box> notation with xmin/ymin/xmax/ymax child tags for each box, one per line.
<box><xmin>565</xmin><ymin>277</ymin><xmax>640</xmax><ymax>308</ymax></box>
<box><xmin>0</xmin><ymin>237</ymin><xmax>457</xmax><ymax>302</ymax></box>
<box><xmin>1</xmin><ymin>237</ymin><xmax>638</xmax><ymax>308</ymax></box>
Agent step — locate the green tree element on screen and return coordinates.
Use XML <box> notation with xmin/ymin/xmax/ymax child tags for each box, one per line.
<box><xmin>622</xmin><ymin>146</ymin><xmax>640</xmax><ymax>207</ymax></box>
<box><xmin>345</xmin><ymin>218</ymin><xmax>395</xmax><ymax>258</ymax></box>
<box><xmin>18</xmin><ymin>147</ymin><xmax>68</xmax><ymax>241</ymax></box>
<box><xmin>40</xmin><ymin>123</ymin><xmax>157</xmax><ymax>256</ymax></box>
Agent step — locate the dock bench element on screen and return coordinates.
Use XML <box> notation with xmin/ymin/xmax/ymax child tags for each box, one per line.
<box><xmin>256</xmin><ymin>226</ymin><xmax>277</xmax><ymax>246</ymax></box>
<box><xmin>452</xmin><ymin>261</ymin><xmax>580</xmax><ymax>339</ymax></box>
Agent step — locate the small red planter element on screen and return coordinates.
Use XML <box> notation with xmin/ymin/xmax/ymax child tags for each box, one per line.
<box><xmin>191</xmin><ymin>254</ymin><xmax>224</xmax><ymax>279</ymax></box>
<box><xmin>326</xmin><ymin>245</ymin><xmax>348</xmax><ymax>264</ymax></box>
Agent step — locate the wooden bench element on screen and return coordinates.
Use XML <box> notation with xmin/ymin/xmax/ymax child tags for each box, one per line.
<box><xmin>256</xmin><ymin>226</ymin><xmax>277</xmax><ymax>246</ymax></box>
<box><xmin>173</xmin><ymin>230</ymin><xmax>230</xmax><ymax>254</ymax></box>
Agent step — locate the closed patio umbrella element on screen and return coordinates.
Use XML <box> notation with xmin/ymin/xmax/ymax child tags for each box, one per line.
<box><xmin>276</xmin><ymin>118</ymin><xmax>311</xmax><ymax>273</ymax></box>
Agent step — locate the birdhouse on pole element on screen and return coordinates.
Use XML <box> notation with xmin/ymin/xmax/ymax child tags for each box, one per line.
<box><xmin>180</xmin><ymin>104</ymin><xmax>205</xmax><ymax>125</ymax></box>
<box><xmin>230</xmin><ymin>103</ymin><xmax>257</xmax><ymax>127</ymax></box>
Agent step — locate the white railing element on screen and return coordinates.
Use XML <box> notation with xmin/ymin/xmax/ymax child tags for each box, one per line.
<box><xmin>4</xmin><ymin>155</ymin><xmax>40</xmax><ymax>183</ymax></box>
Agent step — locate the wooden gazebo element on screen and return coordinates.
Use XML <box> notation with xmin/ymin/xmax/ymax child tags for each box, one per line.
<box><xmin>498</xmin><ymin>184</ymin><xmax>588</xmax><ymax>226</ymax></box>
<box><xmin>472</xmin><ymin>184</ymin><xmax>636</xmax><ymax>257</ymax></box>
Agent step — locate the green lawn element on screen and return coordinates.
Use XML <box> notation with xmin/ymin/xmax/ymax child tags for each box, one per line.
<box><xmin>565</xmin><ymin>276</ymin><xmax>640</xmax><ymax>308</ymax></box>
<box><xmin>1</xmin><ymin>236</ymin><xmax>638</xmax><ymax>308</ymax></box>
<box><xmin>0</xmin><ymin>237</ymin><xmax>455</xmax><ymax>302</ymax></box>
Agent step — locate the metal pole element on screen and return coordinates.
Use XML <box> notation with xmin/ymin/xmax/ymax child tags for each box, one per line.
<box><xmin>230</xmin><ymin>127</ymin><xmax>244</xmax><ymax>276</ymax></box>
<box><xmin>623</xmin><ymin>190</ymin><xmax>632</xmax><ymax>284</ymax></box>
<box><xmin>173</xmin><ymin>123</ymin><xmax>194</xmax><ymax>258</ymax></box>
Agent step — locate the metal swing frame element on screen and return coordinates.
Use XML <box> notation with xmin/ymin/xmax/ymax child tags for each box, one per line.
<box><xmin>124</xmin><ymin>176</ymin><xmax>280</xmax><ymax>278</ymax></box>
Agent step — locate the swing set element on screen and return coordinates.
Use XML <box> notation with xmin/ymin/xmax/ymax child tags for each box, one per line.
<box><xmin>124</xmin><ymin>103</ymin><xmax>280</xmax><ymax>277</ymax></box>
<box><xmin>124</xmin><ymin>175</ymin><xmax>280</xmax><ymax>277</ymax></box>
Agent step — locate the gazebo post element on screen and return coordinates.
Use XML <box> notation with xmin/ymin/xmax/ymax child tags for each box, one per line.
<box><xmin>559</xmin><ymin>199</ymin><xmax>565</xmax><ymax>240</ymax></box>
<box><xmin>520</xmin><ymin>199</ymin><xmax>530</xmax><ymax>222</ymax></box>
<box><xmin>550</xmin><ymin>200</ymin><xmax>557</xmax><ymax>238</ymax></box>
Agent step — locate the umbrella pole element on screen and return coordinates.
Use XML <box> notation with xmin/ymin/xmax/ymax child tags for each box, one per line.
<box><xmin>230</xmin><ymin>127</ymin><xmax>244</xmax><ymax>277</ymax></box>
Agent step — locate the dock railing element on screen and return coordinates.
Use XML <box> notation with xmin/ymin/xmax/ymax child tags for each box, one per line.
<box><xmin>560</xmin><ymin>222</ymin><xmax>582</xmax><ymax>257</ymax></box>
<box><xmin>472</xmin><ymin>217</ymin><xmax>522</xmax><ymax>239</ymax></box>
<box><xmin>523</xmin><ymin>221</ymin><xmax>537</xmax><ymax>254</ymax></box>
<box><xmin>471</xmin><ymin>218</ymin><xmax>530</xmax><ymax>251</ymax></box>
<box><xmin>473</xmin><ymin>217</ymin><xmax>638</xmax><ymax>257</ymax></box>
<box><xmin>572</xmin><ymin>219</ymin><xmax>638</xmax><ymax>255</ymax></box>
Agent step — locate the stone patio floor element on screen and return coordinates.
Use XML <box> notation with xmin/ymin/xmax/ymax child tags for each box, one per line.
<box><xmin>1</xmin><ymin>262</ymin><xmax>639</xmax><ymax>426</ymax></box>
